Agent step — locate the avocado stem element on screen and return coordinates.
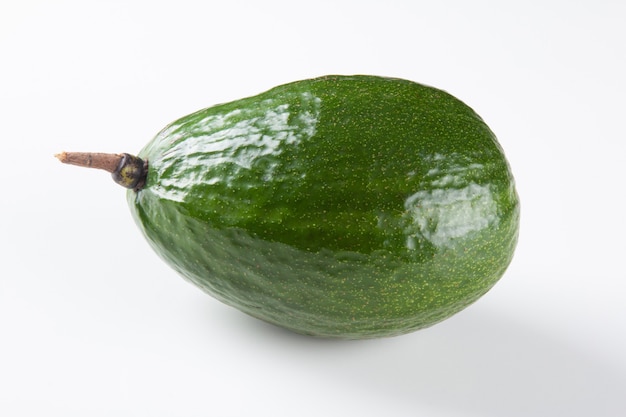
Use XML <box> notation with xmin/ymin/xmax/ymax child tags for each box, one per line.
<box><xmin>55</xmin><ymin>152</ymin><xmax>122</xmax><ymax>172</ymax></box>
<box><xmin>55</xmin><ymin>152</ymin><xmax>148</xmax><ymax>191</ymax></box>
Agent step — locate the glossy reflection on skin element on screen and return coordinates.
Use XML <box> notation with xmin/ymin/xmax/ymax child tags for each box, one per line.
<box><xmin>145</xmin><ymin>94</ymin><xmax>322</xmax><ymax>203</ymax></box>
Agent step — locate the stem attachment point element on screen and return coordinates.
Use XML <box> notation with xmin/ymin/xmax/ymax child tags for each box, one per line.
<box><xmin>55</xmin><ymin>152</ymin><xmax>148</xmax><ymax>191</ymax></box>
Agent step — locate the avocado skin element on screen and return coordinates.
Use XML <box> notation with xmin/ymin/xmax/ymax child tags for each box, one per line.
<box><xmin>127</xmin><ymin>75</ymin><xmax>519</xmax><ymax>339</ymax></box>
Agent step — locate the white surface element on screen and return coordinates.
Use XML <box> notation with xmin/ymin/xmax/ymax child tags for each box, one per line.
<box><xmin>1</xmin><ymin>1</ymin><xmax>625</xmax><ymax>416</ymax></box>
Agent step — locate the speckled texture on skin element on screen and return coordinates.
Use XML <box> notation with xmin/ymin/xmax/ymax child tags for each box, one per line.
<box><xmin>127</xmin><ymin>75</ymin><xmax>520</xmax><ymax>339</ymax></box>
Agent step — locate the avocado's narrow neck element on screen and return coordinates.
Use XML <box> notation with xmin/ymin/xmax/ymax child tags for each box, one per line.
<box><xmin>55</xmin><ymin>151</ymin><xmax>148</xmax><ymax>191</ymax></box>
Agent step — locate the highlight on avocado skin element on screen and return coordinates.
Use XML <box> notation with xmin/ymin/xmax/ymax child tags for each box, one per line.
<box><xmin>57</xmin><ymin>75</ymin><xmax>520</xmax><ymax>339</ymax></box>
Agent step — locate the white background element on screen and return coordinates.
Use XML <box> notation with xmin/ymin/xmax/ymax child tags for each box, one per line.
<box><xmin>1</xmin><ymin>1</ymin><xmax>625</xmax><ymax>416</ymax></box>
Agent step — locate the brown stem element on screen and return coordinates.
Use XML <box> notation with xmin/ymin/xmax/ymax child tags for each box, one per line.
<box><xmin>55</xmin><ymin>152</ymin><xmax>123</xmax><ymax>173</ymax></box>
<box><xmin>56</xmin><ymin>151</ymin><xmax>148</xmax><ymax>191</ymax></box>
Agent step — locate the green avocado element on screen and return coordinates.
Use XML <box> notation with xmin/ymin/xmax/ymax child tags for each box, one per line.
<box><xmin>124</xmin><ymin>75</ymin><xmax>519</xmax><ymax>339</ymax></box>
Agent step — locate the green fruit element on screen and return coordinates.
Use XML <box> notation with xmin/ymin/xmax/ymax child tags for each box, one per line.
<box><xmin>60</xmin><ymin>75</ymin><xmax>520</xmax><ymax>339</ymax></box>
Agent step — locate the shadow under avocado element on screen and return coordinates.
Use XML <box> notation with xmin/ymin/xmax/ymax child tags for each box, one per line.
<box><xmin>217</xmin><ymin>301</ymin><xmax>625</xmax><ymax>417</ymax></box>
<box><xmin>345</xmin><ymin>310</ymin><xmax>623</xmax><ymax>416</ymax></box>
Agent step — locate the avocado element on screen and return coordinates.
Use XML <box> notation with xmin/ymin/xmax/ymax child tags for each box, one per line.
<box><xmin>58</xmin><ymin>75</ymin><xmax>519</xmax><ymax>339</ymax></box>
